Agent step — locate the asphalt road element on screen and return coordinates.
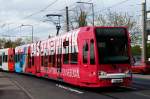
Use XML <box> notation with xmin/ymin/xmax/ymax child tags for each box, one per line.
<box><xmin>0</xmin><ymin>72</ymin><xmax>150</xmax><ymax>99</ymax></box>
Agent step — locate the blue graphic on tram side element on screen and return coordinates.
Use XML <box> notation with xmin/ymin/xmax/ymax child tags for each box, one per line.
<box><xmin>15</xmin><ymin>47</ymin><xmax>27</xmax><ymax>73</ymax></box>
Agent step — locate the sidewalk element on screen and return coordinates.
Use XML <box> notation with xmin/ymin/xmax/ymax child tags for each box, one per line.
<box><xmin>0</xmin><ymin>72</ymin><xmax>30</xmax><ymax>99</ymax></box>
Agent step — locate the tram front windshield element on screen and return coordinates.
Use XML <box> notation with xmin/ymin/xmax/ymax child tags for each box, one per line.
<box><xmin>95</xmin><ymin>28</ymin><xmax>130</xmax><ymax>64</ymax></box>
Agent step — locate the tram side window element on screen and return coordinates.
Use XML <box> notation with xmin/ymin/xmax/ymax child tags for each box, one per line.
<box><xmin>20</xmin><ymin>54</ymin><xmax>23</xmax><ymax>61</ymax></box>
<box><xmin>49</xmin><ymin>50</ymin><xmax>55</xmax><ymax>67</ymax></box>
<box><xmin>18</xmin><ymin>54</ymin><xmax>20</xmax><ymax>61</ymax></box>
<box><xmin>16</xmin><ymin>54</ymin><xmax>18</xmax><ymax>62</ymax></box>
<box><xmin>4</xmin><ymin>55</ymin><xmax>8</xmax><ymax>62</ymax></box>
<box><xmin>90</xmin><ymin>39</ymin><xmax>95</xmax><ymax>64</ymax></box>
<box><xmin>63</xmin><ymin>46</ymin><xmax>69</xmax><ymax>64</ymax></box>
<box><xmin>8</xmin><ymin>55</ymin><xmax>10</xmax><ymax>62</ymax></box>
<box><xmin>71</xmin><ymin>46</ymin><xmax>78</xmax><ymax>64</ymax></box>
<box><xmin>83</xmin><ymin>42</ymin><xmax>88</xmax><ymax>64</ymax></box>
<box><xmin>49</xmin><ymin>55</ymin><xmax>54</xmax><ymax>67</ymax></box>
<box><xmin>2</xmin><ymin>54</ymin><xmax>5</xmax><ymax>62</ymax></box>
<box><xmin>44</xmin><ymin>55</ymin><xmax>48</xmax><ymax>67</ymax></box>
<box><xmin>3</xmin><ymin>55</ymin><xmax>5</xmax><ymax>62</ymax></box>
<box><xmin>49</xmin><ymin>55</ymin><xmax>51</xmax><ymax>66</ymax></box>
<box><xmin>49</xmin><ymin>54</ymin><xmax>55</xmax><ymax>67</ymax></box>
<box><xmin>18</xmin><ymin>54</ymin><xmax>22</xmax><ymax>62</ymax></box>
<box><xmin>49</xmin><ymin>55</ymin><xmax>51</xmax><ymax>63</ymax></box>
<box><xmin>9</xmin><ymin>55</ymin><xmax>13</xmax><ymax>62</ymax></box>
<box><xmin>21</xmin><ymin>54</ymin><xmax>23</xmax><ymax>61</ymax></box>
<box><xmin>2</xmin><ymin>55</ymin><xmax>4</xmax><ymax>62</ymax></box>
<box><xmin>14</xmin><ymin>54</ymin><xmax>17</xmax><ymax>62</ymax></box>
<box><xmin>18</xmin><ymin>54</ymin><xmax>19</xmax><ymax>62</ymax></box>
<box><xmin>53</xmin><ymin>54</ymin><xmax>56</xmax><ymax>67</ymax></box>
<box><xmin>44</xmin><ymin>55</ymin><xmax>46</xmax><ymax>67</ymax></box>
<box><xmin>28</xmin><ymin>54</ymin><xmax>31</xmax><ymax>67</ymax></box>
<box><xmin>32</xmin><ymin>56</ymin><xmax>34</xmax><ymax>66</ymax></box>
<box><xmin>41</xmin><ymin>56</ymin><xmax>44</xmax><ymax>66</ymax></box>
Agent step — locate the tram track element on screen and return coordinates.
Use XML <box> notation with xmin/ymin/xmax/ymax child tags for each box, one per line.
<box><xmin>1</xmin><ymin>72</ymin><xmax>150</xmax><ymax>99</ymax></box>
<box><xmin>1</xmin><ymin>72</ymin><xmax>122</xmax><ymax>99</ymax></box>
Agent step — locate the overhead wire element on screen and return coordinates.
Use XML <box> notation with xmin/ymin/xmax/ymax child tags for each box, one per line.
<box><xmin>0</xmin><ymin>0</ymin><xmax>59</xmax><ymax>36</ymax></box>
<box><xmin>0</xmin><ymin>0</ymin><xmax>81</xmax><ymax>36</ymax></box>
<box><xmin>93</xmin><ymin>0</ymin><xmax>130</xmax><ymax>16</ymax></box>
<box><xmin>0</xmin><ymin>0</ymin><xmax>135</xmax><ymax>38</ymax></box>
<box><xmin>23</xmin><ymin>0</ymin><xmax>59</xmax><ymax>19</ymax></box>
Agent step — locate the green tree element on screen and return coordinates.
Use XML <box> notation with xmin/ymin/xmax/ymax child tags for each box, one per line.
<box><xmin>12</xmin><ymin>38</ymin><xmax>25</xmax><ymax>48</ymax></box>
<box><xmin>0</xmin><ymin>38</ymin><xmax>25</xmax><ymax>48</ymax></box>
<box><xmin>68</xmin><ymin>7</ymin><xmax>88</xmax><ymax>29</ymax></box>
<box><xmin>0</xmin><ymin>38</ymin><xmax>6</xmax><ymax>48</ymax></box>
<box><xmin>131</xmin><ymin>45</ymin><xmax>141</xmax><ymax>56</ymax></box>
<box><xmin>95</xmin><ymin>11</ymin><xmax>141</xmax><ymax>45</ymax></box>
<box><xmin>96</xmin><ymin>11</ymin><xmax>136</xmax><ymax>30</ymax></box>
<box><xmin>78</xmin><ymin>11</ymin><xmax>87</xmax><ymax>27</ymax></box>
<box><xmin>4</xmin><ymin>40</ymin><xmax>13</xmax><ymax>48</ymax></box>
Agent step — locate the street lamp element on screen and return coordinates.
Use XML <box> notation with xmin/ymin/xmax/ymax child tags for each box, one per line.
<box><xmin>46</xmin><ymin>14</ymin><xmax>62</xmax><ymax>36</ymax></box>
<box><xmin>21</xmin><ymin>24</ymin><xmax>34</xmax><ymax>43</ymax></box>
<box><xmin>77</xmin><ymin>1</ymin><xmax>94</xmax><ymax>26</ymax></box>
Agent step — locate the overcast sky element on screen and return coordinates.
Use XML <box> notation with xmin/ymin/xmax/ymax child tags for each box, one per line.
<box><xmin>0</xmin><ymin>0</ymin><xmax>147</xmax><ymax>41</ymax></box>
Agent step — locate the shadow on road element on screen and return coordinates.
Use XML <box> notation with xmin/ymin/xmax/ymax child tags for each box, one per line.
<box><xmin>2</xmin><ymin>71</ymin><xmax>150</xmax><ymax>95</ymax></box>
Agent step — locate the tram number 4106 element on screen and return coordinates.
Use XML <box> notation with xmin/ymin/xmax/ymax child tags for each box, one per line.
<box><xmin>111</xmin><ymin>79</ymin><xmax>123</xmax><ymax>83</ymax></box>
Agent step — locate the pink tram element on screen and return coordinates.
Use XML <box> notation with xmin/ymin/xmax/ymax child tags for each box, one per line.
<box><xmin>0</xmin><ymin>26</ymin><xmax>132</xmax><ymax>88</ymax></box>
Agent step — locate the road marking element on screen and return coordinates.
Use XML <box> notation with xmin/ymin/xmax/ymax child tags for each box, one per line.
<box><xmin>134</xmin><ymin>92</ymin><xmax>150</xmax><ymax>98</ymax></box>
<box><xmin>11</xmin><ymin>79</ymin><xmax>34</xmax><ymax>99</ymax></box>
<box><xmin>56</xmin><ymin>84</ymin><xmax>84</xmax><ymax>94</ymax></box>
<box><xmin>123</xmin><ymin>86</ymin><xmax>138</xmax><ymax>90</ymax></box>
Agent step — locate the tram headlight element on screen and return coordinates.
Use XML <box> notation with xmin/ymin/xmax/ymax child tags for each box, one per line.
<box><xmin>99</xmin><ymin>71</ymin><xmax>107</xmax><ymax>76</ymax></box>
<box><xmin>125</xmin><ymin>70</ymin><xmax>132</xmax><ymax>77</ymax></box>
<box><xmin>125</xmin><ymin>70</ymin><xmax>130</xmax><ymax>74</ymax></box>
<box><xmin>125</xmin><ymin>70</ymin><xmax>129</xmax><ymax>74</ymax></box>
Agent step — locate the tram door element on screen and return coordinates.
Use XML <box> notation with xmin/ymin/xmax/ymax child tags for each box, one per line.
<box><xmin>56</xmin><ymin>48</ymin><xmax>62</xmax><ymax>73</ymax></box>
<box><xmin>82</xmin><ymin>40</ymin><xmax>89</xmax><ymax>65</ymax></box>
<box><xmin>82</xmin><ymin>39</ymin><xmax>95</xmax><ymax>65</ymax></box>
<box><xmin>81</xmin><ymin>40</ymin><xmax>91</xmax><ymax>82</ymax></box>
<box><xmin>27</xmin><ymin>47</ymin><xmax>32</xmax><ymax>70</ymax></box>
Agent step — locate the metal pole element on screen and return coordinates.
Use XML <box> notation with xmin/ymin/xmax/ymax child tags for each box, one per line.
<box><xmin>56</xmin><ymin>16</ymin><xmax>61</xmax><ymax>36</ymax></box>
<box><xmin>21</xmin><ymin>24</ymin><xmax>34</xmax><ymax>43</ymax></box>
<box><xmin>142</xmin><ymin>0</ymin><xmax>147</xmax><ymax>62</ymax></box>
<box><xmin>46</xmin><ymin>14</ymin><xmax>62</xmax><ymax>36</ymax></box>
<box><xmin>91</xmin><ymin>3</ymin><xmax>94</xmax><ymax>26</ymax></box>
<box><xmin>66</xmin><ymin>6</ymin><xmax>69</xmax><ymax>32</ymax></box>
<box><xmin>31</xmin><ymin>26</ymin><xmax>33</xmax><ymax>43</ymax></box>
